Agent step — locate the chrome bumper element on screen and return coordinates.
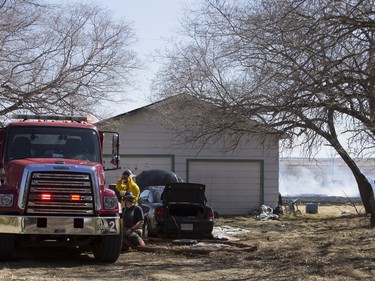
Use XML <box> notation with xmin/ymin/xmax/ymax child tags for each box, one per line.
<box><xmin>0</xmin><ymin>216</ymin><xmax>120</xmax><ymax>235</ymax></box>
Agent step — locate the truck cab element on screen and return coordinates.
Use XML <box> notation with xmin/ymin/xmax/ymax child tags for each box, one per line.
<box><xmin>0</xmin><ymin>115</ymin><xmax>122</xmax><ymax>262</ymax></box>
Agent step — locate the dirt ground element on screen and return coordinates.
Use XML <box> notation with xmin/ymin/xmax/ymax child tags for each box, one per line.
<box><xmin>1</xmin><ymin>204</ymin><xmax>375</xmax><ymax>281</ymax></box>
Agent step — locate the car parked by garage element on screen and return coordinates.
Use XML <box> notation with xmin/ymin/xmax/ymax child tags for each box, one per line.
<box><xmin>139</xmin><ymin>182</ymin><xmax>214</xmax><ymax>239</ymax></box>
<box><xmin>135</xmin><ymin>169</ymin><xmax>183</xmax><ymax>192</ymax></box>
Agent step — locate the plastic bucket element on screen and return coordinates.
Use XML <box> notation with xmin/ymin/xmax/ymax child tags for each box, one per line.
<box><xmin>305</xmin><ymin>203</ymin><xmax>319</xmax><ymax>214</ymax></box>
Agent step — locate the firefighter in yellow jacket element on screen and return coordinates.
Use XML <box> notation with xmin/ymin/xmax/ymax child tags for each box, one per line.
<box><xmin>116</xmin><ymin>169</ymin><xmax>140</xmax><ymax>207</ymax></box>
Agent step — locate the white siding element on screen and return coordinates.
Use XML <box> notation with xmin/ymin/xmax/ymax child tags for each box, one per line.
<box><xmin>188</xmin><ymin>160</ymin><xmax>262</xmax><ymax>215</ymax></box>
<box><xmin>99</xmin><ymin>101</ymin><xmax>281</xmax><ymax>214</ymax></box>
<box><xmin>104</xmin><ymin>156</ymin><xmax>173</xmax><ymax>186</ymax></box>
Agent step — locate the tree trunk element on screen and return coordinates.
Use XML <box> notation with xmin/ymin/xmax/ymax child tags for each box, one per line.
<box><xmin>339</xmin><ymin>152</ymin><xmax>375</xmax><ymax>226</ymax></box>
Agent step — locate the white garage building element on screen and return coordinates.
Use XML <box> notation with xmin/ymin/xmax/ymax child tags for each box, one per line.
<box><xmin>99</xmin><ymin>97</ymin><xmax>281</xmax><ymax>215</ymax></box>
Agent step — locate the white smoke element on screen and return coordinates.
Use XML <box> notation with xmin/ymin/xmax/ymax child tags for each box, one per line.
<box><xmin>279</xmin><ymin>159</ymin><xmax>373</xmax><ymax>197</ymax></box>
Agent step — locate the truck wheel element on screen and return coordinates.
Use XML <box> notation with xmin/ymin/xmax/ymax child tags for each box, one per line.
<box><xmin>0</xmin><ymin>234</ymin><xmax>14</xmax><ymax>261</ymax></box>
<box><xmin>92</xmin><ymin>234</ymin><xmax>122</xmax><ymax>263</ymax></box>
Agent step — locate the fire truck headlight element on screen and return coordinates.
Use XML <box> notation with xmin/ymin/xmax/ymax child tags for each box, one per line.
<box><xmin>104</xmin><ymin>196</ymin><xmax>117</xmax><ymax>210</ymax></box>
<box><xmin>0</xmin><ymin>194</ymin><xmax>14</xmax><ymax>207</ymax></box>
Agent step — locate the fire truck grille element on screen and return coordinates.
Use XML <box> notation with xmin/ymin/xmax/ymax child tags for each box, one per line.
<box><xmin>26</xmin><ymin>172</ymin><xmax>95</xmax><ymax>215</ymax></box>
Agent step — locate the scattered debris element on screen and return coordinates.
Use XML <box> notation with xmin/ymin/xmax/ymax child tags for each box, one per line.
<box><xmin>212</xmin><ymin>225</ymin><xmax>250</xmax><ymax>241</ymax></box>
<box><xmin>256</xmin><ymin>205</ymin><xmax>279</xmax><ymax>221</ymax></box>
<box><xmin>338</xmin><ymin>207</ymin><xmax>352</xmax><ymax>215</ymax></box>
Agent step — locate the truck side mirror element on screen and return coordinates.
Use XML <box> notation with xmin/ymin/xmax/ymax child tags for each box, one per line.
<box><xmin>112</xmin><ymin>134</ymin><xmax>119</xmax><ymax>158</ymax></box>
<box><xmin>0</xmin><ymin>128</ymin><xmax>4</xmax><ymax>162</ymax></box>
<box><xmin>111</xmin><ymin>133</ymin><xmax>120</xmax><ymax>167</ymax></box>
<box><xmin>102</xmin><ymin>131</ymin><xmax>120</xmax><ymax>171</ymax></box>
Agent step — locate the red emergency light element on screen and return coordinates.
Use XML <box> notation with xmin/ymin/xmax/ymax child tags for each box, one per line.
<box><xmin>41</xmin><ymin>194</ymin><xmax>51</xmax><ymax>200</ymax></box>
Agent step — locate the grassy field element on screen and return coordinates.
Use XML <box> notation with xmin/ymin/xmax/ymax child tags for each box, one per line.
<box><xmin>211</xmin><ymin>203</ymin><xmax>375</xmax><ymax>280</ymax></box>
<box><xmin>1</xmin><ymin>203</ymin><xmax>375</xmax><ymax>281</ymax></box>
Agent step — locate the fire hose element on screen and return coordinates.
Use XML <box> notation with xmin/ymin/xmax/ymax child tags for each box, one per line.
<box><xmin>130</xmin><ymin>237</ymin><xmax>257</xmax><ymax>254</ymax></box>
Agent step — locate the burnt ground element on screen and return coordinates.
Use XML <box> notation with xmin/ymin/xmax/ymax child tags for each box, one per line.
<box><xmin>283</xmin><ymin>195</ymin><xmax>362</xmax><ymax>205</ymax></box>
<box><xmin>0</xmin><ymin>199</ymin><xmax>374</xmax><ymax>281</ymax></box>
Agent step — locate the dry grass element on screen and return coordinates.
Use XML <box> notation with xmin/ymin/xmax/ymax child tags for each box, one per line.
<box><xmin>1</xmin><ymin>204</ymin><xmax>375</xmax><ymax>281</ymax></box>
<box><xmin>210</xmin><ymin>203</ymin><xmax>375</xmax><ymax>281</ymax></box>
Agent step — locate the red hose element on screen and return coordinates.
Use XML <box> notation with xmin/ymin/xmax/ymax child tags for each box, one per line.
<box><xmin>130</xmin><ymin>237</ymin><xmax>257</xmax><ymax>254</ymax></box>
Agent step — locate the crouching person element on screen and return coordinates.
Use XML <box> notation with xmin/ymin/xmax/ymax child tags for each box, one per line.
<box><xmin>122</xmin><ymin>191</ymin><xmax>146</xmax><ymax>251</ymax></box>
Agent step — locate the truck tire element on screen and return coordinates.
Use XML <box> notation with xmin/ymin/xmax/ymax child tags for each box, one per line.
<box><xmin>0</xmin><ymin>234</ymin><xmax>14</xmax><ymax>261</ymax></box>
<box><xmin>92</xmin><ymin>234</ymin><xmax>122</xmax><ymax>263</ymax></box>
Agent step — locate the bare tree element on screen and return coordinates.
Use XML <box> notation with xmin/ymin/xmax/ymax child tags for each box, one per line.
<box><xmin>0</xmin><ymin>0</ymin><xmax>138</xmax><ymax>122</ymax></box>
<box><xmin>152</xmin><ymin>0</ymin><xmax>375</xmax><ymax>225</ymax></box>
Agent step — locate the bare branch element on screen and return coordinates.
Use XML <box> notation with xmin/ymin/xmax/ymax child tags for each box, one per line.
<box><xmin>0</xmin><ymin>0</ymin><xmax>139</xmax><ymax>121</ymax></box>
<box><xmin>152</xmin><ymin>0</ymin><xmax>375</xmax><ymax>224</ymax></box>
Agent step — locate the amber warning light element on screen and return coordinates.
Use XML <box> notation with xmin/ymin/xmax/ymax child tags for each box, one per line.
<box><xmin>70</xmin><ymin>194</ymin><xmax>81</xmax><ymax>201</ymax></box>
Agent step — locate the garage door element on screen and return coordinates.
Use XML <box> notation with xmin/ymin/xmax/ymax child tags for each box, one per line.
<box><xmin>188</xmin><ymin>160</ymin><xmax>262</xmax><ymax>215</ymax></box>
<box><xmin>104</xmin><ymin>155</ymin><xmax>173</xmax><ymax>185</ymax></box>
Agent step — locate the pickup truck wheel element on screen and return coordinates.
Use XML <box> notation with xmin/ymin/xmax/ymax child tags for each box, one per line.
<box><xmin>0</xmin><ymin>234</ymin><xmax>14</xmax><ymax>261</ymax></box>
<box><xmin>92</xmin><ymin>234</ymin><xmax>122</xmax><ymax>263</ymax></box>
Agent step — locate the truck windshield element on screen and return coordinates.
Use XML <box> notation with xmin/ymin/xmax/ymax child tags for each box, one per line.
<box><xmin>6</xmin><ymin>126</ymin><xmax>101</xmax><ymax>163</ymax></box>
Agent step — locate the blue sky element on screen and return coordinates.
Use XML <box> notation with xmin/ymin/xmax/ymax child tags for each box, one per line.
<box><xmin>52</xmin><ymin>0</ymin><xmax>197</xmax><ymax>116</ymax></box>
<box><xmin>95</xmin><ymin>0</ymin><xmax>197</xmax><ymax>115</ymax></box>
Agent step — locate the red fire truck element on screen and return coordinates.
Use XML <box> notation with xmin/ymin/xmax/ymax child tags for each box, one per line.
<box><xmin>0</xmin><ymin>114</ymin><xmax>122</xmax><ymax>262</ymax></box>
